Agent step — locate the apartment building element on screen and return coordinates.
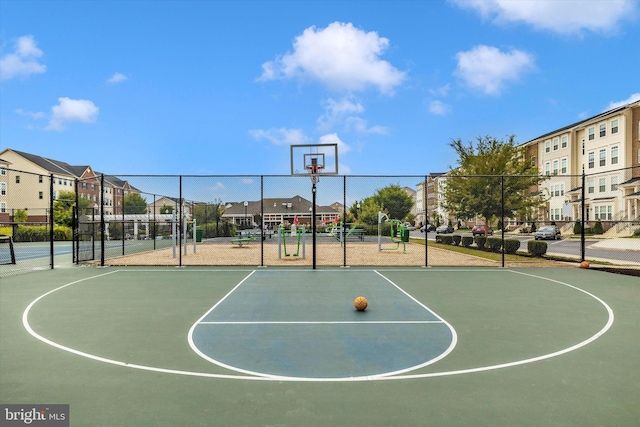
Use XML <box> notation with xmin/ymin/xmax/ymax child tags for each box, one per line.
<box><xmin>524</xmin><ymin>100</ymin><xmax>639</xmax><ymax>229</ymax></box>
<box><xmin>0</xmin><ymin>148</ymin><xmax>136</xmax><ymax>222</ymax></box>
<box><xmin>415</xmin><ymin>173</ymin><xmax>446</xmax><ymax>226</ymax></box>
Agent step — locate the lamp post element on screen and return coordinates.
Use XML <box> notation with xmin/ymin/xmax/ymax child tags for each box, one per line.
<box><xmin>244</xmin><ymin>201</ymin><xmax>248</xmax><ymax>229</ymax></box>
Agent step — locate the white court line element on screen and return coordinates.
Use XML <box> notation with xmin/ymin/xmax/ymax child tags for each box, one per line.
<box><xmin>21</xmin><ymin>268</ymin><xmax>615</xmax><ymax>382</ymax></box>
<box><xmin>199</xmin><ymin>320</ymin><xmax>443</xmax><ymax>325</ymax></box>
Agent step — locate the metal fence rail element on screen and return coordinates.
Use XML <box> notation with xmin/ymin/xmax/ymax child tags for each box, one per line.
<box><xmin>0</xmin><ymin>167</ymin><xmax>638</xmax><ymax>277</ymax></box>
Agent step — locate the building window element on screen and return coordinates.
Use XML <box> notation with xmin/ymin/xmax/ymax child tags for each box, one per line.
<box><xmin>0</xmin><ymin>183</ymin><xmax>6</xmax><ymax>196</ymax></box>
<box><xmin>561</xmin><ymin>158</ymin><xmax>567</xmax><ymax>174</ymax></box>
<box><xmin>599</xmin><ymin>123</ymin><xmax>606</xmax><ymax>137</ymax></box>
<box><xmin>553</xmin><ymin>160</ymin><xmax>559</xmax><ymax>175</ymax></box>
<box><xmin>0</xmin><ymin>202</ymin><xmax>6</xmax><ymax>213</ymax></box>
<box><xmin>561</xmin><ymin>136</ymin><xmax>567</xmax><ymax>149</ymax></box>
<box><xmin>588</xmin><ymin>127</ymin><xmax>595</xmax><ymax>140</ymax></box>
<box><xmin>595</xmin><ymin>206</ymin><xmax>613</xmax><ymax>221</ymax></box>
<box><xmin>15</xmin><ymin>175</ymin><xmax>20</xmax><ymax>184</ymax></box>
<box><xmin>545</xmin><ymin>141</ymin><xmax>550</xmax><ymax>153</ymax></box>
<box><xmin>599</xmin><ymin>149</ymin><xmax>606</xmax><ymax>167</ymax></box>
<box><xmin>545</xmin><ymin>162</ymin><xmax>550</xmax><ymax>175</ymax></box>
<box><xmin>91</xmin><ymin>184</ymin><xmax>95</xmax><ymax>190</ymax></box>
<box><xmin>588</xmin><ymin>179</ymin><xmax>595</xmax><ymax>194</ymax></box>
<box><xmin>611</xmin><ymin>176</ymin><xmax>618</xmax><ymax>191</ymax></box>
<box><xmin>0</xmin><ymin>167</ymin><xmax>5</xmax><ymax>176</ymax></box>
<box><xmin>39</xmin><ymin>191</ymin><xmax>43</xmax><ymax>199</ymax></box>
<box><xmin>58</xmin><ymin>178</ymin><xmax>62</xmax><ymax>185</ymax></box>
<box><xmin>82</xmin><ymin>182</ymin><xmax>87</xmax><ymax>189</ymax></box>
<box><xmin>611</xmin><ymin>146</ymin><xmax>618</xmax><ymax>165</ymax></box>
<box><xmin>611</xmin><ymin>119</ymin><xmax>618</xmax><ymax>134</ymax></box>
<box><xmin>39</xmin><ymin>175</ymin><xmax>43</xmax><ymax>183</ymax></box>
<box><xmin>553</xmin><ymin>138</ymin><xmax>559</xmax><ymax>151</ymax></box>
<box><xmin>599</xmin><ymin>178</ymin><xmax>606</xmax><ymax>193</ymax></box>
<box><xmin>588</xmin><ymin>152</ymin><xmax>595</xmax><ymax>169</ymax></box>
<box><xmin>530</xmin><ymin>154</ymin><xmax>536</xmax><ymax>167</ymax></box>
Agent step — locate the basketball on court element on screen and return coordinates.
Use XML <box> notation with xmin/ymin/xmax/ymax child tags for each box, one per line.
<box><xmin>580</xmin><ymin>261</ymin><xmax>590</xmax><ymax>269</ymax></box>
<box><xmin>354</xmin><ymin>296</ymin><xmax>368</xmax><ymax>311</ymax></box>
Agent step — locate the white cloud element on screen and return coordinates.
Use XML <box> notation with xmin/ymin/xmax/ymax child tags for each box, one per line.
<box><xmin>450</xmin><ymin>0</ymin><xmax>636</xmax><ymax>35</ymax></box>
<box><xmin>454</xmin><ymin>45</ymin><xmax>535</xmax><ymax>95</ymax></box>
<box><xmin>248</xmin><ymin>128</ymin><xmax>310</xmax><ymax>145</ymax></box>
<box><xmin>428</xmin><ymin>100</ymin><xmax>452</xmax><ymax>115</ymax></box>
<box><xmin>318</xmin><ymin>133</ymin><xmax>351</xmax><ymax>155</ymax></box>
<box><xmin>0</xmin><ymin>35</ymin><xmax>46</xmax><ymax>80</ymax></box>
<box><xmin>15</xmin><ymin>108</ymin><xmax>46</xmax><ymax>120</ymax></box>
<box><xmin>107</xmin><ymin>72</ymin><xmax>128</xmax><ymax>84</ymax></box>
<box><xmin>46</xmin><ymin>97</ymin><xmax>99</xmax><ymax>131</ymax></box>
<box><xmin>258</xmin><ymin>21</ymin><xmax>406</xmax><ymax>93</ymax></box>
<box><xmin>317</xmin><ymin>97</ymin><xmax>387</xmax><ymax>134</ymax></box>
<box><xmin>606</xmin><ymin>93</ymin><xmax>640</xmax><ymax>110</ymax></box>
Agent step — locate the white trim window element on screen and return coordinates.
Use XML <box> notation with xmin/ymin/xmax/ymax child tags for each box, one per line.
<box><xmin>561</xmin><ymin>158</ymin><xmax>567</xmax><ymax>174</ymax></box>
<box><xmin>587</xmin><ymin>179</ymin><xmax>595</xmax><ymax>194</ymax></box>
<box><xmin>545</xmin><ymin>140</ymin><xmax>551</xmax><ymax>153</ymax></box>
<box><xmin>0</xmin><ymin>182</ymin><xmax>6</xmax><ymax>196</ymax></box>
<box><xmin>595</xmin><ymin>206</ymin><xmax>612</xmax><ymax>221</ymax></box>
<box><xmin>588</xmin><ymin>152</ymin><xmax>595</xmax><ymax>169</ymax></box>
<box><xmin>0</xmin><ymin>202</ymin><xmax>6</xmax><ymax>213</ymax></box>
<box><xmin>553</xmin><ymin>138</ymin><xmax>559</xmax><ymax>151</ymax></box>
<box><xmin>588</xmin><ymin>127</ymin><xmax>595</xmax><ymax>140</ymax></box>
<box><xmin>552</xmin><ymin>160</ymin><xmax>559</xmax><ymax>175</ymax></box>
<box><xmin>611</xmin><ymin>176</ymin><xmax>618</xmax><ymax>191</ymax></box>
<box><xmin>611</xmin><ymin>119</ymin><xmax>618</xmax><ymax>134</ymax></box>
<box><xmin>545</xmin><ymin>162</ymin><xmax>551</xmax><ymax>175</ymax></box>
<box><xmin>599</xmin><ymin>149</ymin><xmax>606</xmax><ymax>167</ymax></box>
<box><xmin>599</xmin><ymin>178</ymin><xmax>606</xmax><ymax>193</ymax></box>
<box><xmin>611</xmin><ymin>146</ymin><xmax>618</xmax><ymax>165</ymax></box>
<box><xmin>561</xmin><ymin>135</ymin><xmax>567</xmax><ymax>149</ymax></box>
<box><xmin>599</xmin><ymin>123</ymin><xmax>606</xmax><ymax>137</ymax></box>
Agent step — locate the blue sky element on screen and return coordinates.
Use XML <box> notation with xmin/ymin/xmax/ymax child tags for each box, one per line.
<box><xmin>1</xmin><ymin>0</ymin><xmax>639</xmax><ymax>178</ymax></box>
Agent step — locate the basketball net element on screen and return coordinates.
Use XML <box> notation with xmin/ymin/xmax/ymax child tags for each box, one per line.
<box><xmin>305</xmin><ymin>164</ymin><xmax>324</xmax><ymax>184</ymax></box>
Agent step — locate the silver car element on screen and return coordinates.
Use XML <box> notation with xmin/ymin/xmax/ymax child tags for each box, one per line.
<box><xmin>534</xmin><ymin>225</ymin><xmax>561</xmax><ymax>240</ymax></box>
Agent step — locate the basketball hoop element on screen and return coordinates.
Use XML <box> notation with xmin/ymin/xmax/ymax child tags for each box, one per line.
<box><xmin>305</xmin><ymin>161</ymin><xmax>324</xmax><ymax>184</ymax></box>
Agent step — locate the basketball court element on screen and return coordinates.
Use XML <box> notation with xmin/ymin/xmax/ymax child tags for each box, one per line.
<box><xmin>2</xmin><ymin>266</ymin><xmax>639</xmax><ymax>426</ymax></box>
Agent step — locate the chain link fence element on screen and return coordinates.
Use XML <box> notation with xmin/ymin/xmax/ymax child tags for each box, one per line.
<box><xmin>1</xmin><ymin>167</ymin><xmax>638</xmax><ymax>277</ymax></box>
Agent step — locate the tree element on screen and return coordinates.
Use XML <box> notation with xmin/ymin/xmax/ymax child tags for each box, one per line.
<box><xmin>123</xmin><ymin>193</ymin><xmax>147</xmax><ymax>214</ymax></box>
<box><xmin>53</xmin><ymin>190</ymin><xmax>92</xmax><ymax>227</ymax></box>
<box><xmin>373</xmin><ymin>185</ymin><xmax>414</xmax><ymax>221</ymax></box>
<box><xmin>444</xmin><ymin>135</ymin><xmax>547</xmax><ymax>236</ymax></box>
<box><xmin>14</xmin><ymin>209</ymin><xmax>28</xmax><ymax>222</ymax></box>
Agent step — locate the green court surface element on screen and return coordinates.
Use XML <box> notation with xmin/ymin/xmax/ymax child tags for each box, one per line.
<box><xmin>1</xmin><ymin>266</ymin><xmax>638</xmax><ymax>426</ymax></box>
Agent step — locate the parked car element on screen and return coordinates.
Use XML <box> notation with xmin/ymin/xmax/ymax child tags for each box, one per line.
<box><xmin>436</xmin><ymin>225</ymin><xmax>454</xmax><ymax>234</ymax></box>
<box><xmin>420</xmin><ymin>224</ymin><xmax>436</xmax><ymax>232</ymax></box>
<box><xmin>471</xmin><ymin>224</ymin><xmax>493</xmax><ymax>236</ymax></box>
<box><xmin>403</xmin><ymin>223</ymin><xmax>416</xmax><ymax>231</ymax></box>
<box><xmin>534</xmin><ymin>225</ymin><xmax>561</xmax><ymax>240</ymax></box>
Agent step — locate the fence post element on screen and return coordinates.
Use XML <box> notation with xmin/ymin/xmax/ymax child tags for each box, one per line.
<box><xmin>425</xmin><ymin>175</ymin><xmax>428</xmax><ymax>268</ymax></box>
<box><xmin>501</xmin><ymin>175</ymin><xmax>505</xmax><ymax>268</ymax></box>
<box><xmin>49</xmin><ymin>173</ymin><xmax>54</xmax><ymax>269</ymax></box>
<box><xmin>100</xmin><ymin>174</ymin><xmax>105</xmax><ymax>267</ymax></box>
<box><xmin>581</xmin><ymin>172</ymin><xmax>586</xmax><ymax>262</ymax></box>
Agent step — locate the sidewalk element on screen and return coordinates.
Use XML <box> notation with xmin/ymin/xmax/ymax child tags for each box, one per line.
<box><xmin>590</xmin><ymin>238</ymin><xmax>640</xmax><ymax>251</ymax></box>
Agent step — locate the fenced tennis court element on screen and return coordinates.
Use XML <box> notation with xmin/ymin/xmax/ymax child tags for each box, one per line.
<box><xmin>1</xmin><ymin>266</ymin><xmax>638</xmax><ymax>426</ymax></box>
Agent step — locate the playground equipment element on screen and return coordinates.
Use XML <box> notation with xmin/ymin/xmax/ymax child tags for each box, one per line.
<box><xmin>378</xmin><ymin>212</ymin><xmax>409</xmax><ymax>252</ymax></box>
<box><xmin>278</xmin><ymin>225</ymin><xmax>306</xmax><ymax>258</ymax></box>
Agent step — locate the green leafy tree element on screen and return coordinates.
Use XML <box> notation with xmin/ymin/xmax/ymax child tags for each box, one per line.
<box><xmin>53</xmin><ymin>190</ymin><xmax>92</xmax><ymax>227</ymax></box>
<box><xmin>444</xmin><ymin>135</ymin><xmax>548</xmax><ymax>236</ymax></box>
<box><xmin>373</xmin><ymin>185</ymin><xmax>414</xmax><ymax>221</ymax></box>
<box><xmin>123</xmin><ymin>193</ymin><xmax>147</xmax><ymax>214</ymax></box>
<box><xmin>160</xmin><ymin>205</ymin><xmax>175</xmax><ymax>214</ymax></box>
<box><xmin>14</xmin><ymin>209</ymin><xmax>28</xmax><ymax>222</ymax></box>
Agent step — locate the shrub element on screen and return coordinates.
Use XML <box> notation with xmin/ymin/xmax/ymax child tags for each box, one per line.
<box><xmin>53</xmin><ymin>225</ymin><xmax>72</xmax><ymax>240</ymax></box>
<box><xmin>573</xmin><ymin>221</ymin><xmax>582</xmax><ymax>235</ymax></box>
<box><xmin>474</xmin><ymin>236</ymin><xmax>486</xmax><ymax>249</ymax></box>
<box><xmin>461</xmin><ymin>236</ymin><xmax>474</xmax><ymax>247</ymax></box>
<box><xmin>452</xmin><ymin>235</ymin><xmax>462</xmax><ymax>246</ymax></box>
<box><xmin>487</xmin><ymin>237</ymin><xmax>502</xmax><ymax>252</ymax></box>
<box><xmin>592</xmin><ymin>221</ymin><xmax>604</xmax><ymax>234</ymax></box>
<box><xmin>634</xmin><ymin>228</ymin><xmax>640</xmax><ymax>237</ymax></box>
<box><xmin>504</xmin><ymin>239</ymin><xmax>521</xmax><ymax>254</ymax></box>
<box><xmin>441</xmin><ymin>235</ymin><xmax>454</xmax><ymax>245</ymax></box>
<box><xmin>435</xmin><ymin>235</ymin><xmax>443</xmax><ymax>243</ymax></box>
<box><xmin>528</xmin><ymin>240</ymin><xmax>548</xmax><ymax>257</ymax></box>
